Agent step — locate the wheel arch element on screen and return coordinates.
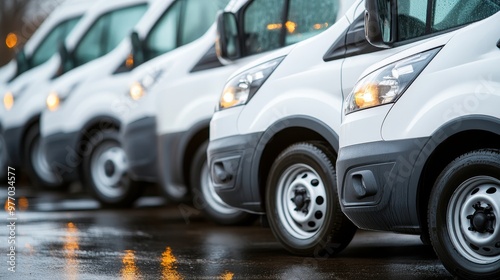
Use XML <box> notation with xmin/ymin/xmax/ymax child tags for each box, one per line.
<box><xmin>77</xmin><ymin>116</ymin><xmax>121</xmax><ymax>174</ymax></box>
<box><xmin>416</xmin><ymin>115</ymin><xmax>500</xmax><ymax>233</ymax></box>
<box><xmin>20</xmin><ymin>114</ymin><xmax>41</xmax><ymax>161</ymax></box>
<box><xmin>180</xmin><ymin>119</ymin><xmax>210</xmax><ymax>188</ymax></box>
<box><xmin>253</xmin><ymin>116</ymin><xmax>339</xmax><ymax>210</ymax></box>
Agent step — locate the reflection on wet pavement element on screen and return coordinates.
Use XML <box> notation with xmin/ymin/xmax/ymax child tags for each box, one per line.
<box><xmin>121</xmin><ymin>250</ymin><xmax>141</xmax><ymax>280</ymax></box>
<box><xmin>161</xmin><ymin>247</ymin><xmax>182</xmax><ymax>280</ymax></box>
<box><xmin>64</xmin><ymin>222</ymin><xmax>79</xmax><ymax>280</ymax></box>
<box><xmin>0</xmin><ymin>190</ymin><xmax>454</xmax><ymax>280</ymax></box>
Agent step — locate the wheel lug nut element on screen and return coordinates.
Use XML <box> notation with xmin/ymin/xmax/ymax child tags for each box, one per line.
<box><xmin>467</xmin><ymin>215</ymin><xmax>473</xmax><ymax>219</ymax></box>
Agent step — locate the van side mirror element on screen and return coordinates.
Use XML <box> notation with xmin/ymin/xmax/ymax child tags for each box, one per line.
<box><xmin>130</xmin><ymin>31</ymin><xmax>144</xmax><ymax>66</ymax></box>
<box><xmin>216</xmin><ymin>12</ymin><xmax>241</xmax><ymax>62</ymax></box>
<box><xmin>365</xmin><ymin>0</ymin><xmax>396</xmax><ymax>48</ymax></box>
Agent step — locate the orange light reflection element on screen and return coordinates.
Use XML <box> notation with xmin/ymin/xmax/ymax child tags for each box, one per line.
<box><xmin>161</xmin><ymin>247</ymin><xmax>183</xmax><ymax>280</ymax></box>
<box><xmin>64</xmin><ymin>222</ymin><xmax>80</xmax><ymax>280</ymax></box>
<box><xmin>121</xmin><ymin>250</ymin><xmax>142</xmax><ymax>280</ymax></box>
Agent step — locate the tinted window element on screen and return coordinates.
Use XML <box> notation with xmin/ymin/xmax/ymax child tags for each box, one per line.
<box><xmin>31</xmin><ymin>17</ymin><xmax>81</xmax><ymax>68</ymax></box>
<box><xmin>73</xmin><ymin>4</ymin><xmax>147</xmax><ymax>68</ymax></box>
<box><xmin>286</xmin><ymin>0</ymin><xmax>339</xmax><ymax>45</ymax></box>
<box><xmin>395</xmin><ymin>0</ymin><xmax>500</xmax><ymax>42</ymax></box>
<box><xmin>144</xmin><ymin>0</ymin><xmax>182</xmax><ymax>60</ymax></box>
<box><xmin>243</xmin><ymin>0</ymin><xmax>339</xmax><ymax>56</ymax></box>
<box><xmin>180</xmin><ymin>0</ymin><xmax>229</xmax><ymax>45</ymax></box>
<box><xmin>144</xmin><ymin>0</ymin><xmax>228</xmax><ymax>61</ymax></box>
<box><xmin>244</xmin><ymin>0</ymin><xmax>284</xmax><ymax>55</ymax></box>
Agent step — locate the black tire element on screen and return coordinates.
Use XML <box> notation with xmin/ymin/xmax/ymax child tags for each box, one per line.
<box><xmin>266</xmin><ymin>142</ymin><xmax>357</xmax><ymax>256</ymax></box>
<box><xmin>23</xmin><ymin>123</ymin><xmax>67</xmax><ymax>189</ymax></box>
<box><xmin>82</xmin><ymin>129</ymin><xmax>143</xmax><ymax>208</ymax></box>
<box><xmin>428</xmin><ymin>149</ymin><xmax>500</xmax><ymax>280</ymax></box>
<box><xmin>191</xmin><ymin>141</ymin><xmax>257</xmax><ymax>225</ymax></box>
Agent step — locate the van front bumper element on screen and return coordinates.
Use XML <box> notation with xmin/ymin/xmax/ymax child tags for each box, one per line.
<box><xmin>42</xmin><ymin>131</ymin><xmax>80</xmax><ymax>182</ymax></box>
<box><xmin>207</xmin><ymin>132</ymin><xmax>264</xmax><ymax>214</ymax></box>
<box><xmin>337</xmin><ymin>137</ymin><xmax>430</xmax><ymax>234</ymax></box>
<box><xmin>3</xmin><ymin>125</ymin><xmax>23</xmax><ymax>167</ymax></box>
<box><xmin>122</xmin><ymin>116</ymin><xmax>158</xmax><ymax>182</ymax></box>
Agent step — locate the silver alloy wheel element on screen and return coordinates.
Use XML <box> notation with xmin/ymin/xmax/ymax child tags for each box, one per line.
<box><xmin>447</xmin><ymin>176</ymin><xmax>500</xmax><ymax>264</ymax></box>
<box><xmin>31</xmin><ymin>135</ymin><xmax>59</xmax><ymax>184</ymax></box>
<box><xmin>200</xmin><ymin>162</ymin><xmax>239</xmax><ymax>215</ymax></box>
<box><xmin>276</xmin><ymin>163</ymin><xmax>327</xmax><ymax>239</ymax></box>
<box><xmin>90</xmin><ymin>144</ymin><xmax>129</xmax><ymax>198</ymax></box>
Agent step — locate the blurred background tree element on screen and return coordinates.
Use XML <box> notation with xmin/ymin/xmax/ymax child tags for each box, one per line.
<box><xmin>0</xmin><ymin>0</ymin><xmax>63</xmax><ymax>66</ymax></box>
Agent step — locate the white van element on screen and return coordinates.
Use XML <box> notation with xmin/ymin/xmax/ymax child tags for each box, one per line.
<box><xmin>40</xmin><ymin>0</ymin><xmax>230</xmax><ymax>207</ymax></box>
<box><xmin>338</xmin><ymin>1</ymin><xmax>500</xmax><ymax>279</ymax></box>
<box><xmin>2</xmin><ymin>0</ymin><xmax>148</xmax><ymax>188</ymax></box>
<box><xmin>143</xmin><ymin>0</ymin><xmax>353</xmax><ymax>224</ymax></box>
<box><xmin>0</xmin><ymin>0</ymin><xmax>95</xmax><ymax>179</ymax></box>
<box><xmin>208</xmin><ymin>0</ymin><xmax>500</xmax><ymax>255</ymax></box>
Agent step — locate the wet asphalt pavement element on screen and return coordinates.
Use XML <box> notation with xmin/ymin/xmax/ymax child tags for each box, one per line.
<box><xmin>1</xmin><ymin>184</ymin><xmax>454</xmax><ymax>280</ymax></box>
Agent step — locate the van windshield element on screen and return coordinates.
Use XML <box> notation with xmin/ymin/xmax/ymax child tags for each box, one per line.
<box><xmin>393</xmin><ymin>0</ymin><xmax>500</xmax><ymax>42</ymax></box>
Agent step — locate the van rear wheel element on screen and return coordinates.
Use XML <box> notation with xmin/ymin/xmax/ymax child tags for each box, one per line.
<box><xmin>428</xmin><ymin>149</ymin><xmax>500</xmax><ymax>280</ymax></box>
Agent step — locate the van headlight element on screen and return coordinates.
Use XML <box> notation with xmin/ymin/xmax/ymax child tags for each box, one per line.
<box><xmin>345</xmin><ymin>48</ymin><xmax>440</xmax><ymax>115</ymax></box>
<box><xmin>129</xmin><ymin>69</ymin><xmax>163</xmax><ymax>101</ymax></box>
<box><xmin>4</xmin><ymin>92</ymin><xmax>14</xmax><ymax>110</ymax></box>
<box><xmin>46</xmin><ymin>92</ymin><xmax>61</xmax><ymax>112</ymax></box>
<box><xmin>130</xmin><ymin>82</ymin><xmax>145</xmax><ymax>101</ymax></box>
<box><xmin>218</xmin><ymin>56</ymin><xmax>284</xmax><ymax>110</ymax></box>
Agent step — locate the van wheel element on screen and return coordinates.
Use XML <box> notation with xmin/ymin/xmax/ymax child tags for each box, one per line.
<box><xmin>23</xmin><ymin>123</ymin><xmax>66</xmax><ymax>189</ymax></box>
<box><xmin>266</xmin><ymin>142</ymin><xmax>356</xmax><ymax>256</ymax></box>
<box><xmin>191</xmin><ymin>141</ymin><xmax>257</xmax><ymax>225</ymax></box>
<box><xmin>428</xmin><ymin>149</ymin><xmax>500</xmax><ymax>280</ymax></box>
<box><xmin>83</xmin><ymin>129</ymin><xmax>142</xmax><ymax>208</ymax></box>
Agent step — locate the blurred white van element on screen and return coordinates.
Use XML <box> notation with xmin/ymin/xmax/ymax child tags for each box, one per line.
<box><xmin>2</xmin><ymin>0</ymin><xmax>148</xmax><ymax>188</ymax></box>
<box><xmin>0</xmin><ymin>0</ymin><xmax>95</xmax><ymax>178</ymax></box>
<box><xmin>40</xmin><ymin>0</ymin><xmax>230</xmax><ymax>207</ymax></box>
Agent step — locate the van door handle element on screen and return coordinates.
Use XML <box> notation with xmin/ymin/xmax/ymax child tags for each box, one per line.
<box><xmin>497</xmin><ymin>39</ymin><xmax>500</xmax><ymax>49</ymax></box>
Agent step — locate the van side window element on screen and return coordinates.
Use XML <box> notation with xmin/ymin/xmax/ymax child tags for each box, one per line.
<box><xmin>393</xmin><ymin>0</ymin><xmax>500</xmax><ymax>42</ymax></box>
<box><xmin>73</xmin><ymin>4</ymin><xmax>147</xmax><ymax>68</ymax></box>
<box><xmin>286</xmin><ymin>0</ymin><xmax>339</xmax><ymax>45</ymax></box>
<box><xmin>244</xmin><ymin>0</ymin><xmax>340</xmax><ymax>56</ymax></box>
<box><xmin>30</xmin><ymin>17</ymin><xmax>81</xmax><ymax>69</ymax></box>
<box><xmin>396</xmin><ymin>0</ymin><xmax>427</xmax><ymax>41</ymax></box>
<box><xmin>144</xmin><ymin>0</ymin><xmax>229</xmax><ymax>61</ymax></box>
<box><xmin>244</xmin><ymin>0</ymin><xmax>285</xmax><ymax>55</ymax></box>
<box><xmin>180</xmin><ymin>0</ymin><xmax>229</xmax><ymax>46</ymax></box>
<box><xmin>144</xmin><ymin>0</ymin><xmax>182</xmax><ymax>61</ymax></box>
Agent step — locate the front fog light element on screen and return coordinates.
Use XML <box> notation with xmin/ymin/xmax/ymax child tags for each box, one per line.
<box><xmin>46</xmin><ymin>92</ymin><xmax>60</xmax><ymax>112</ymax></box>
<box><xmin>4</xmin><ymin>92</ymin><xmax>14</xmax><ymax>110</ymax></box>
